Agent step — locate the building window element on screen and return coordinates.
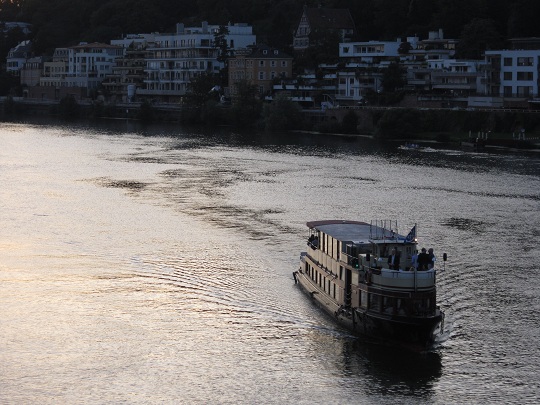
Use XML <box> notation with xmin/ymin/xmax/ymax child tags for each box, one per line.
<box><xmin>503</xmin><ymin>86</ymin><xmax>512</xmax><ymax>97</ymax></box>
<box><xmin>517</xmin><ymin>86</ymin><xmax>532</xmax><ymax>97</ymax></box>
<box><xmin>271</xmin><ymin>61</ymin><xmax>276</xmax><ymax>67</ymax></box>
<box><xmin>503</xmin><ymin>72</ymin><xmax>512</xmax><ymax>80</ymax></box>
<box><xmin>504</xmin><ymin>57</ymin><xmax>512</xmax><ymax>66</ymax></box>
<box><xmin>517</xmin><ymin>57</ymin><xmax>533</xmax><ymax>66</ymax></box>
<box><xmin>517</xmin><ymin>71</ymin><xmax>533</xmax><ymax>81</ymax></box>
<box><xmin>259</xmin><ymin>71</ymin><xmax>265</xmax><ymax>80</ymax></box>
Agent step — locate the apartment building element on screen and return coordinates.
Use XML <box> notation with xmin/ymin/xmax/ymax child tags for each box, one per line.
<box><xmin>428</xmin><ymin>59</ymin><xmax>486</xmax><ymax>96</ymax></box>
<box><xmin>228</xmin><ymin>44</ymin><xmax>293</xmax><ymax>97</ymax></box>
<box><xmin>63</xmin><ymin>42</ymin><xmax>123</xmax><ymax>90</ymax></box>
<box><xmin>485</xmin><ymin>49</ymin><xmax>540</xmax><ymax>98</ymax></box>
<box><xmin>104</xmin><ymin>34</ymin><xmax>156</xmax><ymax>102</ymax></box>
<box><xmin>141</xmin><ymin>22</ymin><xmax>256</xmax><ymax>102</ymax></box>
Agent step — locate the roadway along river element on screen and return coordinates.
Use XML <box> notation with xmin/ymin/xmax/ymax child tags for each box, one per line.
<box><xmin>1</xmin><ymin>119</ymin><xmax>539</xmax><ymax>404</ymax></box>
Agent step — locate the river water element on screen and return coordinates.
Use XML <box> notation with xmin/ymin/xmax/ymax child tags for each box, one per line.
<box><xmin>1</xmin><ymin>119</ymin><xmax>539</xmax><ymax>404</ymax></box>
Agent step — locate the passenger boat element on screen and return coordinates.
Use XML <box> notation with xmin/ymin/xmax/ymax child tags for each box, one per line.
<box><xmin>294</xmin><ymin>220</ymin><xmax>445</xmax><ymax>351</ymax></box>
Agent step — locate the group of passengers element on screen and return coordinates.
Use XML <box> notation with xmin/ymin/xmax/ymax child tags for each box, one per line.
<box><xmin>388</xmin><ymin>247</ymin><xmax>435</xmax><ymax>271</ymax></box>
<box><xmin>307</xmin><ymin>234</ymin><xmax>319</xmax><ymax>249</ymax></box>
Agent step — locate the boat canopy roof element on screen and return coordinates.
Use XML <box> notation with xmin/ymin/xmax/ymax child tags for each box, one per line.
<box><xmin>306</xmin><ymin>220</ymin><xmax>414</xmax><ymax>245</ymax></box>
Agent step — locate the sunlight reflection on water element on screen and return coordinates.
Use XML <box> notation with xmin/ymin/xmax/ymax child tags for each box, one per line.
<box><xmin>1</xmin><ymin>121</ymin><xmax>539</xmax><ymax>404</ymax></box>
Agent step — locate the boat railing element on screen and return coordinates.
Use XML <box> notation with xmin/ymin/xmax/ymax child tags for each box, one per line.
<box><xmin>379</xmin><ymin>268</ymin><xmax>435</xmax><ymax>280</ymax></box>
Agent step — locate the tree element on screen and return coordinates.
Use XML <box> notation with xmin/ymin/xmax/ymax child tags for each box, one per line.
<box><xmin>231</xmin><ymin>79</ymin><xmax>261</xmax><ymax>127</ymax></box>
<box><xmin>263</xmin><ymin>93</ymin><xmax>303</xmax><ymax>131</ymax></box>
<box><xmin>381</xmin><ymin>62</ymin><xmax>405</xmax><ymax>93</ymax></box>
<box><xmin>375</xmin><ymin>109</ymin><xmax>420</xmax><ymax>139</ymax></box>
<box><xmin>58</xmin><ymin>94</ymin><xmax>80</xmax><ymax>118</ymax></box>
<box><xmin>341</xmin><ymin>109</ymin><xmax>358</xmax><ymax>134</ymax></box>
<box><xmin>456</xmin><ymin>18</ymin><xmax>503</xmax><ymax>59</ymax></box>
<box><xmin>213</xmin><ymin>25</ymin><xmax>230</xmax><ymax>86</ymax></box>
<box><xmin>183</xmin><ymin>72</ymin><xmax>220</xmax><ymax>123</ymax></box>
<box><xmin>398</xmin><ymin>41</ymin><xmax>412</xmax><ymax>55</ymax></box>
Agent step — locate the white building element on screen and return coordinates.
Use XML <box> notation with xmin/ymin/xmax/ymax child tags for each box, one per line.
<box><xmin>40</xmin><ymin>48</ymin><xmax>69</xmax><ymax>88</ymax></box>
<box><xmin>339</xmin><ymin>40</ymin><xmax>402</xmax><ymax>62</ymax></box>
<box><xmin>110</xmin><ymin>33</ymin><xmax>156</xmax><ymax>50</ymax></box>
<box><xmin>428</xmin><ymin>59</ymin><xmax>486</xmax><ymax>96</ymax></box>
<box><xmin>64</xmin><ymin>42</ymin><xmax>124</xmax><ymax>90</ymax></box>
<box><xmin>485</xmin><ymin>49</ymin><xmax>540</xmax><ymax>98</ymax></box>
<box><xmin>141</xmin><ymin>21</ymin><xmax>256</xmax><ymax>101</ymax></box>
<box><xmin>6</xmin><ymin>40</ymin><xmax>32</xmax><ymax>74</ymax></box>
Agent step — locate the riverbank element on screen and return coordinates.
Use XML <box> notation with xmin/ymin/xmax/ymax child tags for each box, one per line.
<box><xmin>2</xmin><ymin>96</ymin><xmax>540</xmax><ymax>147</ymax></box>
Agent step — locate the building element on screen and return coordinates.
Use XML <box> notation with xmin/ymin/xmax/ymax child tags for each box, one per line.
<box><xmin>485</xmin><ymin>49</ymin><xmax>540</xmax><ymax>98</ymax></box>
<box><xmin>104</xmin><ymin>34</ymin><xmax>156</xmax><ymax>102</ymax></box>
<box><xmin>141</xmin><ymin>22</ymin><xmax>256</xmax><ymax>102</ymax></box>
<box><xmin>228</xmin><ymin>44</ymin><xmax>293</xmax><ymax>97</ymax></box>
<box><xmin>412</xmin><ymin>29</ymin><xmax>457</xmax><ymax>61</ymax></box>
<box><xmin>64</xmin><ymin>42</ymin><xmax>124</xmax><ymax>91</ymax></box>
<box><xmin>32</xmin><ymin>43</ymin><xmax>123</xmax><ymax>100</ymax></box>
<box><xmin>339</xmin><ymin>40</ymin><xmax>402</xmax><ymax>62</ymax></box>
<box><xmin>293</xmin><ymin>6</ymin><xmax>355</xmax><ymax>52</ymax></box>
<box><xmin>40</xmin><ymin>48</ymin><xmax>69</xmax><ymax>89</ymax></box>
<box><xmin>6</xmin><ymin>40</ymin><xmax>32</xmax><ymax>74</ymax></box>
<box><xmin>20</xmin><ymin>56</ymin><xmax>45</xmax><ymax>88</ymax></box>
<box><xmin>427</xmin><ymin>59</ymin><xmax>486</xmax><ymax>96</ymax></box>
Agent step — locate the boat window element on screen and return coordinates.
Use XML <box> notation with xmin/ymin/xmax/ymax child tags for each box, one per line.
<box><xmin>360</xmin><ymin>291</ymin><xmax>368</xmax><ymax>308</ymax></box>
<box><xmin>369</xmin><ymin>294</ymin><xmax>381</xmax><ymax>312</ymax></box>
<box><xmin>383</xmin><ymin>297</ymin><xmax>395</xmax><ymax>314</ymax></box>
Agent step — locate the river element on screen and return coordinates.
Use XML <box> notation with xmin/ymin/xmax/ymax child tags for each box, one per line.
<box><xmin>1</xmin><ymin>119</ymin><xmax>539</xmax><ymax>404</ymax></box>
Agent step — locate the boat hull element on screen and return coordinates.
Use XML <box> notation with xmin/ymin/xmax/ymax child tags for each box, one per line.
<box><xmin>294</xmin><ymin>269</ymin><xmax>442</xmax><ymax>351</ymax></box>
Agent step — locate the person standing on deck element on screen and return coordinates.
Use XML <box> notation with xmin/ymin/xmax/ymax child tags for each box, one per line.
<box><xmin>428</xmin><ymin>248</ymin><xmax>436</xmax><ymax>270</ymax></box>
<box><xmin>411</xmin><ymin>250</ymin><xmax>419</xmax><ymax>271</ymax></box>
<box><xmin>388</xmin><ymin>248</ymin><xmax>400</xmax><ymax>270</ymax></box>
<box><xmin>417</xmin><ymin>248</ymin><xmax>430</xmax><ymax>270</ymax></box>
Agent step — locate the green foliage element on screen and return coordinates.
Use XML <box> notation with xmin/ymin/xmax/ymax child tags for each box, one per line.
<box><xmin>58</xmin><ymin>94</ymin><xmax>80</xmax><ymax>118</ymax></box>
<box><xmin>231</xmin><ymin>79</ymin><xmax>262</xmax><ymax>127</ymax></box>
<box><xmin>4</xmin><ymin>0</ymin><xmax>540</xmax><ymax>60</ymax></box>
<box><xmin>381</xmin><ymin>63</ymin><xmax>405</xmax><ymax>93</ymax></box>
<box><xmin>456</xmin><ymin>18</ymin><xmax>503</xmax><ymax>59</ymax></box>
<box><xmin>213</xmin><ymin>25</ymin><xmax>230</xmax><ymax>63</ymax></box>
<box><xmin>137</xmin><ymin>100</ymin><xmax>155</xmax><ymax>122</ymax></box>
<box><xmin>375</xmin><ymin>109</ymin><xmax>421</xmax><ymax>139</ymax></box>
<box><xmin>183</xmin><ymin>72</ymin><xmax>221</xmax><ymax>124</ymax></box>
<box><xmin>3</xmin><ymin>95</ymin><xmax>18</xmax><ymax>115</ymax></box>
<box><xmin>262</xmin><ymin>93</ymin><xmax>303</xmax><ymax>131</ymax></box>
<box><xmin>0</xmin><ymin>71</ymin><xmax>21</xmax><ymax>96</ymax></box>
<box><xmin>341</xmin><ymin>109</ymin><xmax>358</xmax><ymax>134</ymax></box>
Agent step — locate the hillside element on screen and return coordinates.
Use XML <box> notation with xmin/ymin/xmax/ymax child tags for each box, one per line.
<box><xmin>2</xmin><ymin>0</ymin><xmax>540</xmax><ymax>58</ymax></box>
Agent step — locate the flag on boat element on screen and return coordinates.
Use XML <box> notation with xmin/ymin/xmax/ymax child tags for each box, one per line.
<box><xmin>405</xmin><ymin>225</ymin><xmax>416</xmax><ymax>242</ymax></box>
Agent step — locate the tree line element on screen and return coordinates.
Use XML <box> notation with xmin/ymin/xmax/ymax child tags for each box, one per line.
<box><xmin>1</xmin><ymin>0</ymin><xmax>540</xmax><ymax>58</ymax></box>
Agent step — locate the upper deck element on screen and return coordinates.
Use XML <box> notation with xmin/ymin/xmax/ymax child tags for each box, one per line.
<box><xmin>306</xmin><ymin>220</ymin><xmax>372</xmax><ymax>242</ymax></box>
<box><xmin>306</xmin><ymin>220</ymin><xmax>412</xmax><ymax>243</ymax></box>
